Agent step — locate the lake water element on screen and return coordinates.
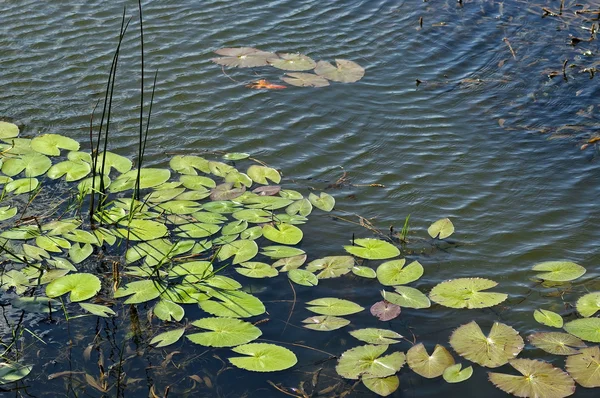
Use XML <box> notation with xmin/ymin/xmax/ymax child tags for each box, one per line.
<box><xmin>2</xmin><ymin>0</ymin><xmax>600</xmax><ymax>397</ymax></box>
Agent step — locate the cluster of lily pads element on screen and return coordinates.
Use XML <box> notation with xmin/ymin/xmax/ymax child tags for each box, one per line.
<box><xmin>211</xmin><ymin>47</ymin><xmax>365</xmax><ymax>87</ymax></box>
<box><xmin>1</xmin><ymin>118</ymin><xmax>600</xmax><ymax>396</ymax></box>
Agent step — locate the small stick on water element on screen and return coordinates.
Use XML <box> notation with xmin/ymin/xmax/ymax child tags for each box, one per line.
<box><xmin>419</xmin><ymin>16</ymin><xmax>423</xmax><ymax>28</ymax></box>
<box><xmin>503</xmin><ymin>37</ymin><xmax>517</xmax><ymax>60</ymax></box>
<box><xmin>562</xmin><ymin>59</ymin><xmax>568</xmax><ymax>81</ymax></box>
<box><xmin>559</xmin><ymin>0</ymin><xmax>564</xmax><ymax>15</ymax></box>
<box><xmin>221</xmin><ymin>65</ymin><xmax>239</xmax><ymax>83</ymax></box>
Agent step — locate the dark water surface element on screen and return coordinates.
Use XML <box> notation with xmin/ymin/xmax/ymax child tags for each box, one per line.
<box><xmin>2</xmin><ymin>0</ymin><xmax>600</xmax><ymax>397</ymax></box>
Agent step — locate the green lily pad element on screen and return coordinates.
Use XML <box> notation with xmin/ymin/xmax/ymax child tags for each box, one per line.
<box><xmin>229</xmin><ymin>343</ymin><xmax>297</xmax><ymax>372</ymax></box>
<box><xmin>153</xmin><ymin>300</ymin><xmax>185</xmax><ymax>322</ymax></box>
<box><xmin>208</xmin><ymin>160</ymin><xmax>235</xmax><ymax>177</ymax></box>
<box><xmin>273</xmin><ymin>213</ymin><xmax>307</xmax><ymax>225</ymax></box>
<box><xmin>94</xmin><ymin>151</ymin><xmax>132</xmax><ymax>174</ymax></box>
<box><xmin>223</xmin><ymin>152</ymin><xmax>250</xmax><ymax>161</ymax></box>
<box><xmin>344</xmin><ymin>238</ymin><xmax>399</xmax><ymax>260</ymax></box>
<box><xmin>2</xmin><ymin>153</ymin><xmax>51</xmax><ymax>177</ymax></box>
<box><xmin>236</xmin><ymin>262</ymin><xmax>278</xmax><ymax>278</ymax></box>
<box><xmin>274</xmin><ymin>254</ymin><xmax>307</xmax><ymax>271</ymax></box>
<box><xmin>174</xmin><ymin>222</ymin><xmax>221</xmax><ymax>239</ymax></box>
<box><xmin>222</xmin><ymin>220</ymin><xmax>248</xmax><ymax>236</ymax></box>
<box><xmin>449</xmin><ymin>321</ymin><xmax>524</xmax><ymax>368</ymax></box>
<box><xmin>0</xmin><ymin>206</ymin><xmax>18</xmax><ymax>221</ymax></box>
<box><xmin>429</xmin><ymin>278</ymin><xmax>507</xmax><ymax>309</ymax></box>
<box><xmin>488</xmin><ymin>359</ymin><xmax>575</xmax><ymax>398</ymax></box>
<box><xmin>232</xmin><ymin>209</ymin><xmax>272</xmax><ymax>224</ymax></box>
<box><xmin>150</xmin><ymin>328</ymin><xmax>185</xmax><ymax>348</ymax></box>
<box><xmin>180</xmin><ymin>175</ymin><xmax>215</xmax><ymax>190</ymax></box>
<box><xmin>31</xmin><ymin>133</ymin><xmax>79</xmax><ymax>156</ymax></box>
<box><xmin>576</xmin><ymin>292</ymin><xmax>600</xmax><ymax>317</ymax></box>
<box><xmin>46</xmin><ymin>160</ymin><xmax>91</xmax><ymax>182</ymax></box>
<box><xmin>382</xmin><ymin>287</ymin><xmax>431</xmax><ymax>309</ymax></box>
<box><xmin>306</xmin><ymin>297</ymin><xmax>363</xmax><ymax>316</ymax></box>
<box><xmin>0</xmin><ymin>138</ymin><xmax>34</xmax><ymax>155</ymax></box>
<box><xmin>11</xmin><ymin>296</ymin><xmax>59</xmax><ymax>314</ymax></box>
<box><xmin>288</xmin><ymin>269</ymin><xmax>318</xmax><ymax>286</ymax></box>
<box><xmin>217</xmin><ymin>239</ymin><xmax>258</xmax><ymax>264</ymax></box>
<box><xmin>144</xmin><ymin>188</ymin><xmax>186</xmax><ymax>203</ymax></box>
<box><xmin>79</xmin><ymin>303</ymin><xmax>116</xmax><ymax>317</ymax></box>
<box><xmin>564</xmin><ymin>318</ymin><xmax>600</xmax><ymax>343</ymax></box>
<box><xmin>212</xmin><ymin>47</ymin><xmax>278</xmax><ymax>68</ymax></box>
<box><xmin>116</xmin><ymin>219</ymin><xmax>168</xmax><ymax>241</ymax></box>
<box><xmin>279</xmin><ymin>189</ymin><xmax>304</xmax><ymax>200</ymax></box>
<box><xmin>349</xmin><ymin>328</ymin><xmax>403</xmax><ymax>345</ymax></box>
<box><xmin>533</xmin><ymin>309</ymin><xmax>563</xmax><ymax>328</ymax></box>
<box><xmin>261</xmin><ymin>245</ymin><xmax>305</xmax><ymax>259</ymax></box>
<box><xmin>199</xmin><ymin>290</ymin><xmax>265</xmax><ymax>318</ymax></box>
<box><xmin>314</xmin><ymin>59</ymin><xmax>365</xmax><ymax>83</ymax></box>
<box><xmin>77</xmin><ymin>175</ymin><xmax>111</xmax><ymax>195</ymax></box>
<box><xmin>407</xmin><ymin>343</ymin><xmax>455</xmax><ymax>378</ymax></box>
<box><xmin>192</xmin><ymin>211</ymin><xmax>227</xmax><ymax>224</ymax></box>
<box><xmin>0</xmin><ymin>270</ymin><xmax>29</xmax><ymax>294</ymax></box>
<box><xmin>262</xmin><ymin>223</ymin><xmax>303</xmax><ymax>245</ymax></box>
<box><xmin>109</xmin><ymin>168</ymin><xmax>171</xmax><ymax>192</ymax></box>
<box><xmin>443</xmin><ymin>363</ymin><xmax>473</xmax><ymax>383</ymax></box>
<box><xmin>203</xmin><ymin>200</ymin><xmax>241</xmax><ymax>213</ymax></box>
<box><xmin>362</xmin><ymin>375</ymin><xmax>399</xmax><ymax>397</ymax></box>
<box><xmin>0</xmin><ymin>121</ymin><xmax>19</xmax><ymax>139</ymax></box>
<box><xmin>308</xmin><ymin>192</ymin><xmax>335</xmax><ymax>212</ymax></box>
<box><xmin>247</xmin><ymin>165</ymin><xmax>280</xmax><ymax>184</ymax></box>
<box><xmin>240</xmin><ymin>226</ymin><xmax>263</xmax><ymax>240</ymax></box>
<box><xmin>302</xmin><ymin>315</ymin><xmax>350</xmax><ymax>331</ymax></box>
<box><xmin>285</xmin><ymin>198</ymin><xmax>312</xmax><ymax>217</ymax></box>
<box><xmin>114</xmin><ymin>280</ymin><xmax>162</xmax><ymax>304</ymax></box>
<box><xmin>377</xmin><ymin>259</ymin><xmax>423</xmax><ymax>286</ymax></box>
<box><xmin>306</xmin><ymin>256</ymin><xmax>354</xmax><ymax>279</ymax></box>
<box><xmin>269</xmin><ymin>53</ymin><xmax>316</xmax><ymax>71</ymax></box>
<box><xmin>565</xmin><ymin>346</ymin><xmax>600</xmax><ymax>387</ymax></box>
<box><xmin>46</xmin><ymin>273</ymin><xmax>101</xmax><ymax>302</ymax></box>
<box><xmin>528</xmin><ymin>332</ymin><xmax>586</xmax><ymax>355</ymax></box>
<box><xmin>532</xmin><ymin>261</ymin><xmax>586</xmax><ymax>282</ymax></box>
<box><xmin>170</xmin><ymin>155</ymin><xmax>210</xmax><ymax>175</ymax></box>
<box><xmin>353</xmin><ymin>266</ymin><xmax>377</xmax><ymax>278</ymax></box>
<box><xmin>246</xmin><ymin>196</ymin><xmax>293</xmax><ymax>210</ymax></box>
<box><xmin>427</xmin><ymin>218</ymin><xmax>454</xmax><ymax>239</ymax></box>
<box><xmin>210</xmin><ymin>183</ymin><xmax>246</xmax><ymax>201</ymax></box>
<box><xmin>157</xmin><ymin>200</ymin><xmax>203</xmax><ymax>215</ymax></box>
<box><xmin>336</xmin><ymin>344</ymin><xmax>405</xmax><ymax>379</ymax></box>
<box><xmin>0</xmin><ymin>363</ymin><xmax>32</xmax><ymax>385</ymax></box>
<box><xmin>6</xmin><ymin>177</ymin><xmax>39</xmax><ymax>194</ymax></box>
<box><xmin>281</xmin><ymin>72</ymin><xmax>330</xmax><ymax>87</ymax></box>
<box><xmin>187</xmin><ymin>317</ymin><xmax>262</xmax><ymax>347</ymax></box>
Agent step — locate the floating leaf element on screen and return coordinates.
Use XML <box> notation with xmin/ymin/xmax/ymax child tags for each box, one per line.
<box><xmin>46</xmin><ymin>160</ymin><xmax>91</xmax><ymax>182</ymax></box>
<box><xmin>212</xmin><ymin>47</ymin><xmax>278</xmax><ymax>68</ymax></box>
<box><xmin>531</xmin><ymin>261</ymin><xmax>586</xmax><ymax>282</ymax></box>
<box><xmin>0</xmin><ymin>363</ymin><xmax>32</xmax><ymax>385</ymax></box>
<box><xmin>114</xmin><ymin>280</ymin><xmax>162</xmax><ymax>304</ymax></box>
<box><xmin>350</xmin><ymin>328</ymin><xmax>403</xmax><ymax>345</ymax></box>
<box><xmin>187</xmin><ymin>317</ymin><xmax>262</xmax><ymax>347</ymax></box>
<box><xmin>150</xmin><ymin>328</ymin><xmax>185</xmax><ymax>348</ymax></box>
<box><xmin>145</xmin><ymin>188</ymin><xmax>186</xmax><ymax>203</ymax></box>
<box><xmin>77</xmin><ymin>175</ymin><xmax>111</xmax><ymax>195</ymax></box>
<box><xmin>199</xmin><ymin>290</ymin><xmax>265</xmax><ymax>318</ymax></box>
<box><xmin>0</xmin><ymin>121</ymin><xmax>19</xmax><ymax>139</ymax></box>
<box><xmin>229</xmin><ymin>343</ymin><xmax>297</xmax><ymax>372</ymax></box>
<box><xmin>241</xmin><ymin>226</ymin><xmax>263</xmax><ymax>240</ymax></box>
<box><xmin>308</xmin><ymin>192</ymin><xmax>335</xmax><ymax>212</ymax></box>
<box><xmin>218</xmin><ymin>240</ymin><xmax>258</xmax><ymax>264</ymax></box>
<box><xmin>174</xmin><ymin>222</ymin><xmax>221</xmax><ymax>239</ymax></box>
<box><xmin>46</xmin><ymin>273</ymin><xmax>101</xmax><ymax>302</ymax></box>
<box><xmin>261</xmin><ymin>245</ymin><xmax>305</xmax><ymax>259</ymax></box>
<box><xmin>281</xmin><ymin>72</ymin><xmax>329</xmax><ymax>87</ymax></box>
<box><xmin>2</xmin><ymin>153</ymin><xmax>51</xmax><ymax>177</ymax></box>
<box><xmin>204</xmin><ymin>200</ymin><xmax>241</xmax><ymax>213</ymax></box>
<box><xmin>253</xmin><ymin>185</ymin><xmax>281</xmax><ymax>196</ymax></box>
<box><xmin>233</xmin><ymin>209</ymin><xmax>272</xmax><ymax>223</ymax></box>
<box><xmin>344</xmin><ymin>238</ymin><xmax>399</xmax><ymax>260</ymax></box>
<box><xmin>443</xmin><ymin>363</ymin><xmax>473</xmax><ymax>383</ymax></box>
<box><xmin>153</xmin><ymin>300</ymin><xmax>185</xmax><ymax>322</ymax></box>
<box><xmin>210</xmin><ymin>183</ymin><xmax>246</xmax><ymax>201</ymax></box>
<box><xmin>279</xmin><ymin>189</ymin><xmax>304</xmax><ymax>200</ymax></box>
<box><xmin>576</xmin><ymin>292</ymin><xmax>600</xmax><ymax>317</ymax></box>
<box><xmin>0</xmin><ymin>206</ymin><xmax>17</xmax><ymax>221</ymax></box>
<box><xmin>302</xmin><ymin>315</ymin><xmax>350</xmax><ymax>331</ymax></box>
<box><xmin>247</xmin><ymin>165</ymin><xmax>280</xmax><ymax>184</ymax></box>
<box><xmin>306</xmin><ymin>256</ymin><xmax>354</xmax><ymax>279</ymax></box>
<box><xmin>236</xmin><ymin>262</ymin><xmax>278</xmax><ymax>278</ymax></box>
<box><xmin>488</xmin><ymin>359</ymin><xmax>575</xmax><ymax>398</ymax></box>
<box><xmin>79</xmin><ymin>303</ymin><xmax>116</xmax><ymax>317</ymax></box>
<box><xmin>11</xmin><ymin>296</ymin><xmax>59</xmax><ymax>314</ymax></box>
<box><xmin>288</xmin><ymin>269</ymin><xmax>318</xmax><ymax>286</ymax></box>
<box><xmin>362</xmin><ymin>375</ymin><xmax>399</xmax><ymax>397</ymax></box>
<box><xmin>565</xmin><ymin>346</ymin><xmax>600</xmax><ymax>387</ymax></box>
<box><xmin>262</xmin><ymin>223</ymin><xmax>303</xmax><ymax>245</ymax></box>
<box><xmin>246</xmin><ymin>196</ymin><xmax>292</xmax><ymax>210</ymax></box>
<box><xmin>246</xmin><ymin>79</ymin><xmax>287</xmax><ymax>90</ymax></box>
<box><xmin>31</xmin><ymin>133</ymin><xmax>79</xmax><ymax>156</ymax></box>
<box><xmin>0</xmin><ymin>270</ymin><xmax>29</xmax><ymax>294</ymax></box>
<box><xmin>1</xmin><ymin>226</ymin><xmax>39</xmax><ymax>240</ymax></box>
<box><xmin>353</xmin><ymin>266</ymin><xmax>377</xmax><ymax>278</ymax></box>
<box><xmin>533</xmin><ymin>309</ymin><xmax>563</xmax><ymax>328</ymax></box>
<box><xmin>94</xmin><ymin>151</ymin><xmax>132</xmax><ymax>174</ymax></box>
<box><xmin>528</xmin><ymin>332</ymin><xmax>586</xmax><ymax>356</ymax></box>
<box><xmin>370</xmin><ymin>301</ymin><xmax>401</xmax><ymax>321</ymax></box>
<box><xmin>5</xmin><ymin>177</ymin><xmax>39</xmax><ymax>194</ymax></box>
<box><xmin>286</xmin><ymin>198</ymin><xmax>312</xmax><ymax>217</ymax></box>
<box><xmin>407</xmin><ymin>344</ymin><xmax>455</xmax><ymax>378</ymax></box>
<box><xmin>377</xmin><ymin>259</ymin><xmax>423</xmax><ymax>286</ymax></box>
<box><xmin>223</xmin><ymin>152</ymin><xmax>250</xmax><ymax>161</ymax></box>
<box><xmin>336</xmin><ymin>345</ymin><xmax>405</xmax><ymax>379</ymax></box>
<box><xmin>109</xmin><ymin>168</ymin><xmax>171</xmax><ymax>192</ymax></box>
<box><xmin>449</xmin><ymin>321</ymin><xmax>524</xmax><ymax>368</ymax></box>
<box><xmin>564</xmin><ymin>318</ymin><xmax>600</xmax><ymax>343</ymax></box>
<box><xmin>273</xmin><ymin>254</ymin><xmax>306</xmax><ymax>271</ymax></box>
<box><xmin>116</xmin><ymin>219</ymin><xmax>168</xmax><ymax>241</ymax></box>
<box><xmin>193</xmin><ymin>211</ymin><xmax>227</xmax><ymax>224</ymax></box>
<box><xmin>306</xmin><ymin>297</ymin><xmax>363</xmax><ymax>316</ymax></box>
<box><xmin>170</xmin><ymin>155</ymin><xmax>210</xmax><ymax>175</ymax></box>
<box><xmin>427</xmin><ymin>218</ymin><xmax>454</xmax><ymax>239</ymax></box>
<box><xmin>314</xmin><ymin>59</ymin><xmax>365</xmax><ymax>83</ymax></box>
<box><xmin>382</xmin><ymin>287</ymin><xmax>431</xmax><ymax>309</ymax></box>
<box><xmin>429</xmin><ymin>278</ymin><xmax>507</xmax><ymax>309</ymax></box>
<box><xmin>269</xmin><ymin>53</ymin><xmax>316</xmax><ymax>71</ymax></box>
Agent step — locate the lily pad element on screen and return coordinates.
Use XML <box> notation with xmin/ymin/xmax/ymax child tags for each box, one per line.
<box><xmin>576</xmin><ymin>292</ymin><xmax>600</xmax><ymax>317</ymax></box>
<box><xmin>528</xmin><ymin>332</ymin><xmax>586</xmax><ymax>356</ymax></box>
<box><xmin>314</xmin><ymin>59</ymin><xmax>365</xmax><ymax>83</ymax></box>
<box><xmin>233</xmin><ymin>209</ymin><xmax>272</xmax><ymax>223</ymax></box>
<box><xmin>223</xmin><ymin>152</ymin><xmax>250</xmax><ymax>161</ymax></box>
<box><xmin>0</xmin><ymin>206</ymin><xmax>18</xmax><ymax>221</ymax></box>
<box><xmin>79</xmin><ymin>303</ymin><xmax>116</xmax><ymax>318</ymax></box>
<box><xmin>353</xmin><ymin>266</ymin><xmax>377</xmax><ymax>278</ymax></box>
<box><xmin>0</xmin><ymin>363</ymin><xmax>32</xmax><ymax>385</ymax></box>
<box><xmin>565</xmin><ymin>346</ymin><xmax>600</xmax><ymax>387</ymax></box>
<box><xmin>31</xmin><ymin>133</ymin><xmax>79</xmax><ymax>156</ymax></box>
<box><xmin>150</xmin><ymin>328</ymin><xmax>185</xmax><ymax>348</ymax></box>
<box><xmin>170</xmin><ymin>155</ymin><xmax>210</xmax><ymax>175</ymax></box>
<box><xmin>429</xmin><ymin>278</ymin><xmax>507</xmax><ymax>309</ymax></box>
<box><xmin>2</xmin><ymin>153</ymin><xmax>51</xmax><ymax>177</ymax></box>
<box><xmin>344</xmin><ymin>238</ymin><xmax>399</xmax><ymax>260</ymax></box>
<box><xmin>336</xmin><ymin>344</ymin><xmax>405</xmax><ymax>379</ymax></box>
<box><xmin>531</xmin><ymin>261</ymin><xmax>586</xmax><ymax>282</ymax></box>
<box><xmin>382</xmin><ymin>287</ymin><xmax>431</xmax><ymax>309</ymax></box>
<box><xmin>534</xmin><ymin>309</ymin><xmax>563</xmax><ymax>328</ymax></box>
<box><xmin>46</xmin><ymin>273</ymin><xmax>101</xmax><ymax>302</ymax></box>
<box><xmin>247</xmin><ymin>165</ymin><xmax>281</xmax><ymax>184</ymax></box>
<box><xmin>116</xmin><ymin>219</ymin><xmax>168</xmax><ymax>241</ymax></box>
<box><xmin>273</xmin><ymin>254</ymin><xmax>307</xmax><ymax>271</ymax></box>
<box><xmin>236</xmin><ymin>262</ymin><xmax>278</xmax><ymax>278</ymax></box>
<box><xmin>241</xmin><ymin>226</ymin><xmax>263</xmax><ymax>240</ymax></box>
<box><xmin>370</xmin><ymin>300</ymin><xmax>401</xmax><ymax>321</ymax></box>
<box><xmin>407</xmin><ymin>343</ymin><xmax>455</xmax><ymax>378</ymax></box>
<box><xmin>427</xmin><ymin>218</ymin><xmax>454</xmax><ymax>239</ymax></box>
<box><xmin>564</xmin><ymin>318</ymin><xmax>600</xmax><ymax>343</ymax></box>
<box><xmin>362</xmin><ymin>375</ymin><xmax>399</xmax><ymax>397</ymax></box>
<box><xmin>443</xmin><ymin>363</ymin><xmax>473</xmax><ymax>383</ymax></box>
<box><xmin>308</xmin><ymin>192</ymin><xmax>335</xmax><ymax>212</ymax></box>
<box><xmin>349</xmin><ymin>328</ymin><xmax>403</xmax><ymax>345</ymax></box>
<box><xmin>269</xmin><ymin>53</ymin><xmax>316</xmax><ymax>71</ymax></box>
<box><xmin>229</xmin><ymin>343</ymin><xmax>297</xmax><ymax>372</ymax></box>
<box><xmin>199</xmin><ymin>290</ymin><xmax>265</xmax><ymax>318</ymax></box>
<box><xmin>261</xmin><ymin>245</ymin><xmax>305</xmax><ymax>259</ymax></box>
<box><xmin>282</xmin><ymin>72</ymin><xmax>330</xmax><ymax>87</ymax></box>
<box><xmin>114</xmin><ymin>280</ymin><xmax>162</xmax><ymax>304</ymax></box>
<box><xmin>94</xmin><ymin>151</ymin><xmax>132</xmax><ymax>174</ymax></box>
<box><xmin>187</xmin><ymin>317</ymin><xmax>262</xmax><ymax>347</ymax></box>
<box><xmin>305</xmin><ymin>256</ymin><xmax>354</xmax><ymax>279</ymax></box>
<box><xmin>449</xmin><ymin>321</ymin><xmax>524</xmax><ymax>368</ymax></box>
<box><xmin>288</xmin><ymin>269</ymin><xmax>318</xmax><ymax>286</ymax></box>
<box><xmin>6</xmin><ymin>177</ymin><xmax>39</xmax><ymax>194</ymax></box>
<box><xmin>153</xmin><ymin>300</ymin><xmax>185</xmax><ymax>322</ymax></box>
<box><xmin>286</xmin><ymin>198</ymin><xmax>313</xmax><ymax>217</ymax></box>
<box><xmin>306</xmin><ymin>297</ymin><xmax>363</xmax><ymax>316</ymax></box>
<box><xmin>174</xmin><ymin>222</ymin><xmax>221</xmax><ymax>239</ymax></box>
<box><xmin>488</xmin><ymin>359</ymin><xmax>575</xmax><ymax>398</ymax></box>
<box><xmin>217</xmin><ymin>239</ymin><xmax>258</xmax><ymax>264</ymax></box>
<box><xmin>212</xmin><ymin>47</ymin><xmax>278</xmax><ymax>68</ymax></box>
<box><xmin>109</xmin><ymin>168</ymin><xmax>171</xmax><ymax>192</ymax></box>
<box><xmin>0</xmin><ymin>121</ymin><xmax>19</xmax><ymax>139</ymax></box>
<box><xmin>262</xmin><ymin>223</ymin><xmax>303</xmax><ymax>245</ymax></box>
<box><xmin>377</xmin><ymin>259</ymin><xmax>423</xmax><ymax>286</ymax></box>
<box><xmin>302</xmin><ymin>315</ymin><xmax>350</xmax><ymax>331</ymax></box>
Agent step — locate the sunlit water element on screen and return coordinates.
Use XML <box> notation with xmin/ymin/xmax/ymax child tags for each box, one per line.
<box><xmin>2</xmin><ymin>0</ymin><xmax>600</xmax><ymax>396</ymax></box>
